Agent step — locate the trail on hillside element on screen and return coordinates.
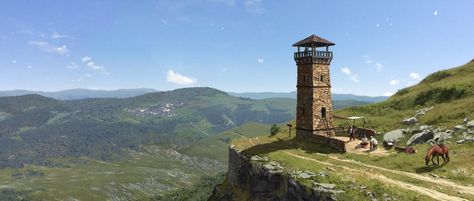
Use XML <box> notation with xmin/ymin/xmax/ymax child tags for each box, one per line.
<box><xmin>324</xmin><ymin>154</ymin><xmax>474</xmax><ymax>196</ymax></box>
<box><xmin>250</xmin><ymin>137</ymin><xmax>471</xmax><ymax>201</ymax></box>
<box><xmin>285</xmin><ymin>152</ymin><xmax>467</xmax><ymax>201</ymax></box>
<box><xmin>192</xmin><ymin>123</ymin><xmax>210</xmax><ymax>136</ymax></box>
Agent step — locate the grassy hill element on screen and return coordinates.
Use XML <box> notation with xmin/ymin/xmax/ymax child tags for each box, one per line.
<box><xmin>205</xmin><ymin>60</ymin><xmax>474</xmax><ymax>201</ymax></box>
<box><xmin>0</xmin><ymin>87</ymin><xmax>386</xmax><ymax>200</ymax></box>
<box><xmin>0</xmin><ymin>87</ymin><xmax>297</xmax><ymax>200</ymax></box>
<box><xmin>335</xmin><ymin>59</ymin><xmax>474</xmax><ymax>132</ymax></box>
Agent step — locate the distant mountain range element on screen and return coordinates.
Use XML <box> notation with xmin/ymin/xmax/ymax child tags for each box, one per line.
<box><xmin>0</xmin><ymin>88</ymin><xmax>158</xmax><ymax>100</ymax></box>
<box><xmin>0</xmin><ymin>89</ymin><xmax>387</xmax><ymax>102</ymax></box>
<box><xmin>229</xmin><ymin>92</ymin><xmax>388</xmax><ymax>102</ymax></box>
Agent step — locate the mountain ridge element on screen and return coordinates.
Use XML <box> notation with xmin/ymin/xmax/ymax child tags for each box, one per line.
<box><xmin>0</xmin><ymin>88</ymin><xmax>387</xmax><ymax>102</ymax></box>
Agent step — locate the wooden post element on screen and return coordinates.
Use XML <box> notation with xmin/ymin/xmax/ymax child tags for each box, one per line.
<box><xmin>287</xmin><ymin>123</ymin><xmax>293</xmax><ymax>137</ymax></box>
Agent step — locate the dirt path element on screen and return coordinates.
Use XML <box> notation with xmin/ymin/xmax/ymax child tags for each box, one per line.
<box><xmin>285</xmin><ymin>152</ymin><xmax>468</xmax><ymax>201</ymax></box>
<box><xmin>324</xmin><ymin>155</ymin><xmax>474</xmax><ymax>196</ymax></box>
<box><xmin>248</xmin><ymin>138</ymin><xmax>256</xmax><ymax>146</ymax></box>
<box><xmin>335</xmin><ymin>136</ymin><xmax>390</xmax><ymax>156</ymax></box>
<box><xmin>250</xmin><ymin>137</ymin><xmax>471</xmax><ymax>201</ymax></box>
<box><xmin>192</xmin><ymin>123</ymin><xmax>209</xmax><ymax>136</ymax></box>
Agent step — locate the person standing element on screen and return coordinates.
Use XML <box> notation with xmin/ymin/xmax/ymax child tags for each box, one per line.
<box><xmin>370</xmin><ymin>136</ymin><xmax>378</xmax><ymax>151</ymax></box>
<box><xmin>349</xmin><ymin>126</ymin><xmax>355</xmax><ymax>141</ymax></box>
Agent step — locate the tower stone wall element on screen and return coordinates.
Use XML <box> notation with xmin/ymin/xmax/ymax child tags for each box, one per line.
<box><xmin>293</xmin><ymin>35</ymin><xmax>335</xmax><ymax>137</ymax></box>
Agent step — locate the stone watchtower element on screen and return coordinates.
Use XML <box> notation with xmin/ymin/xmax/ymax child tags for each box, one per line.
<box><xmin>293</xmin><ymin>34</ymin><xmax>335</xmax><ymax>137</ymax></box>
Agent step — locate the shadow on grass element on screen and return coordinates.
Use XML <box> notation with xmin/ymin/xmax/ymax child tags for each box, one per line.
<box><xmin>241</xmin><ymin>136</ymin><xmax>343</xmax><ymax>157</ymax></box>
<box><xmin>415</xmin><ymin>162</ymin><xmax>447</xmax><ymax>173</ymax></box>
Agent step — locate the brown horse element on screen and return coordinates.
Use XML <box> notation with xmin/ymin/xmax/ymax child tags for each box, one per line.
<box><xmin>425</xmin><ymin>144</ymin><xmax>450</xmax><ymax>166</ymax></box>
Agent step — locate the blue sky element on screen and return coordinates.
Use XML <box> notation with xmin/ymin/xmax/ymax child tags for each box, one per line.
<box><xmin>0</xmin><ymin>0</ymin><xmax>473</xmax><ymax>96</ymax></box>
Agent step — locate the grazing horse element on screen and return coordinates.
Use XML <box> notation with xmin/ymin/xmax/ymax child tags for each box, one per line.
<box><xmin>425</xmin><ymin>144</ymin><xmax>450</xmax><ymax>166</ymax></box>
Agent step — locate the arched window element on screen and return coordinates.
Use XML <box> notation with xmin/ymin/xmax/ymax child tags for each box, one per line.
<box><xmin>321</xmin><ymin>107</ymin><xmax>326</xmax><ymax>118</ymax></box>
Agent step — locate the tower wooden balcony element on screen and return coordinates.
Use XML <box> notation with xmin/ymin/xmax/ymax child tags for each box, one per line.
<box><xmin>293</xmin><ymin>34</ymin><xmax>335</xmax><ymax>65</ymax></box>
<box><xmin>294</xmin><ymin>50</ymin><xmax>333</xmax><ymax>64</ymax></box>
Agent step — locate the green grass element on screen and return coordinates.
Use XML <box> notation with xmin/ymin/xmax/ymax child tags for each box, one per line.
<box><xmin>0</xmin><ymin>146</ymin><xmax>221</xmax><ymax>201</ymax></box>
<box><xmin>232</xmin><ymin>131</ymin><xmax>441</xmax><ymax>200</ymax></box>
<box><xmin>182</xmin><ymin>122</ymin><xmax>272</xmax><ymax>162</ymax></box>
<box><xmin>335</xmin><ymin>60</ymin><xmax>474</xmax><ymax>131</ymax></box>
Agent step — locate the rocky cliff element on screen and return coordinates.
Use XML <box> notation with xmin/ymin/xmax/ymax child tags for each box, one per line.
<box><xmin>209</xmin><ymin>147</ymin><xmax>339</xmax><ymax>201</ymax></box>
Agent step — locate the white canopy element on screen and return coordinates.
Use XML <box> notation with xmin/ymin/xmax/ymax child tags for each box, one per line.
<box><xmin>333</xmin><ymin>115</ymin><xmax>365</xmax><ymax>120</ymax></box>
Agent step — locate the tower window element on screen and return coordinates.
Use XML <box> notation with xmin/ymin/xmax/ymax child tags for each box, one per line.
<box><xmin>321</xmin><ymin>107</ymin><xmax>326</xmax><ymax>118</ymax></box>
<box><xmin>320</xmin><ymin>75</ymin><xmax>324</xmax><ymax>82</ymax></box>
<box><xmin>302</xmin><ymin>108</ymin><xmax>306</xmax><ymax>115</ymax></box>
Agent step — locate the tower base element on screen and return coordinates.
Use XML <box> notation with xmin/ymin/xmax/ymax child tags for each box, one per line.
<box><xmin>296</xmin><ymin>129</ymin><xmax>346</xmax><ymax>152</ymax></box>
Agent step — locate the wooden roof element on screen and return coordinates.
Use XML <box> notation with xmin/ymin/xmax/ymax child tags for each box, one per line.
<box><xmin>293</xmin><ymin>34</ymin><xmax>335</xmax><ymax>47</ymax></box>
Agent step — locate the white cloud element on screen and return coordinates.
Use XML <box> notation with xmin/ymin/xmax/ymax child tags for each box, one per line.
<box><xmin>409</xmin><ymin>72</ymin><xmax>420</xmax><ymax>80</ymax></box>
<box><xmin>257</xmin><ymin>58</ymin><xmax>264</xmax><ymax>64</ymax></box>
<box><xmin>28</xmin><ymin>41</ymin><xmax>68</xmax><ymax>55</ymax></box>
<box><xmin>166</xmin><ymin>70</ymin><xmax>197</xmax><ymax>85</ymax></box>
<box><xmin>341</xmin><ymin>67</ymin><xmax>351</xmax><ymax>75</ymax></box>
<box><xmin>365</xmin><ymin>59</ymin><xmax>372</xmax><ymax>64</ymax></box>
<box><xmin>340</xmin><ymin>67</ymin><xmax>359</xmax><ymax>83</ymax></box>
<box><xmin>55</xmin><ymin>45</ymin><xmax>68</xmax><ymax>55</ymax></box>
<box><xmin>244</xmin><ymin>0</ymin><xmax>265</xmax><ymax>14</ymax></box>
<box><xmin>376</xmin><ymin>23</ymin><xmax>380</xmax><ymax>28</ymax></box>
<box><xmin>12</xmin><ymin>60</ymin><xmax>17</xmax><ymax>64</ymax></box>
<box><xmin>27</xmin><ymin>65</ymin><xmax>32</xmax><ymax>69</ymax></box>
<box><xmin>375</xmin><ymin>63</ymin><xmax>383</xmax><ymax>71</ymax></box>
<box><xmin>433</xmin><ymin>10</ymin><xmax>438</xmax><ymax>16</ymax></box>
<box><xmin>81</xmin><ymin>56</ymin><xmax>107</xmax><ymax>74</ymax></box>
<box><xmin>350</xmin><ymin>75</ymin><xmax>359</xmax><ymax>83</ymax></box>
<box><xmin>86</xmin><ymin>61</ymin><xmax>102</xmax><ymax>70</ymax></box>
<box><xmin>390</xmin><ymin>79</ymin><xmax>400</xmax><ymax>85</ymax></box>
<box><xmin>51</xmin><ymin>32</ymin><xmax>74</xmax><ymax>39</ymax></box>
<box><xmin>383</xmin><ymin>92</ymin><xmax>394</xmax><ymax>96</ymax></box>
<box><xmin>82</xmin><ymin>57</ymin><xmax>92</xmax><ymax>62</ymax></box>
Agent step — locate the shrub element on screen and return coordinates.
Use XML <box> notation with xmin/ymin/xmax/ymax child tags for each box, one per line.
<box><xmin>270</xmin><ymin>124</ymin><xmax>281</xmax><ymax>136</ymax></box>
<box><xmin>394</xmin><ymin>88</ymin><xmax>410</xmax><ymax>96</ymax></box>
<box><xmin>420</xmin><ymin>71</ymin><xmax>452</xmax><ymax>84</ymax></box>
<box><xmin>414</xmin><ymin>86</ymin><xmax>466</xmax><ymax>106</ymax></box>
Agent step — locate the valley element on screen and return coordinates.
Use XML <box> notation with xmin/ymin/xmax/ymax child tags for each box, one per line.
<box><xmin>0</xmin><ymin>87</ymin><xmax>373</xmax><ymax>200</ymax></box>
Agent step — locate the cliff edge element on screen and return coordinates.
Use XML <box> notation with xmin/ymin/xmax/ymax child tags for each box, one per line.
<box><xmin>209</xmin><ymin>147</ymin><xmax>340</xmax><ymax>201</ymax></box>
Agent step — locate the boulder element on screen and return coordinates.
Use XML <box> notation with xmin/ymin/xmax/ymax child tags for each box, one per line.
<box><xmin>415</xmin><ymin>107</ymin><xmax>434</xmax><ymax>117</ymax></box>
<box><xmin>410</xmin><ymin>125</ymin><xmax>431</xmax><ymax>134</ymax></box>
<box><xmin>383</xmin><ymin>129</ymin><xmax>405</xmax><ymax>142</ymax></box>
<box><xmin>467</xmin><ymin>120</ymin><xmax>474</xmax><ymax>129</ymax></box>
<box><xmin>454</xmin><ymin>125</ymin><xmax>466</xmax><ymax>131</ymax></box>
<box><xmin>457</xmin><ymin>137</ymin><xmax>474</xmax><ymax>144</ymax></box>
<box><xmin>402</xmin><ymin>117</ymin><xmax>417</xmax><ymax>126</ymax></box>
<box><xmin>407</xmin><ymin>130</ymin><xmax>434</xmax><ymax>145</ymax></box>
<box><xmin>432</xmin><ymin>131</ymin><xmax>452</xmax><ymax>143</ymax></box>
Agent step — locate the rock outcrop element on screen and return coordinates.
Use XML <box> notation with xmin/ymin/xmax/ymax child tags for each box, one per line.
<box><xmin>401</xmin><ymin>117</ymin><xmax>417</xmax><ymax>126</ymax></box>
<box><xmin>383</xmin><ymin>129</ymin><xmax>405</xmax><ymax>142</ymax></box>
<box><xmin>467</xmin><ymin>120</ymin><xmax>474</xmax><ymax>129</ymax></box>
<box><xmin>209</xmin><ymin>148</ymin><xmax>338</xmax><ymax>201</ymax></box>
<box><xmin>407</xmin><ymin>130</ymin><xmax>434</xmax><ymax>145</ymax></box>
